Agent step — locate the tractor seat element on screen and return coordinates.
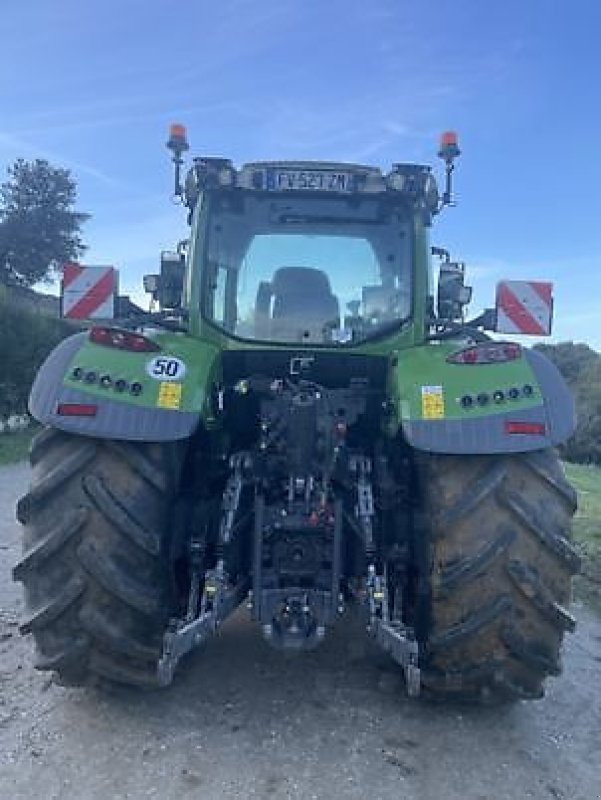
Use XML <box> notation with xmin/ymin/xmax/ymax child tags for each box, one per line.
<box><xmin>255</xmin><ymin>267</ymin><xmax>339</xmax><ymax>341</ymax></box>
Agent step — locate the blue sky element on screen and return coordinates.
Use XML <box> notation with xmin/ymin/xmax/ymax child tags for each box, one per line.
<box><xmin>2</xmin><ymin>0</ymin><xmax>600</xmax><ymax>348</ymax></box>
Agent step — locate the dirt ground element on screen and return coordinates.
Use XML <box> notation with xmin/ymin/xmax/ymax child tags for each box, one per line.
<box><xmin>1</xmin><ymin>460</ymin><xmax>600</xmax><ymax>800</ymax></box>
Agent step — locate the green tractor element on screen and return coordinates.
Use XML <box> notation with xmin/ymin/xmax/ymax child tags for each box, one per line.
<box><xmin>14</xmin><ymin>127</ymin><xmax>579</xmax><ymax>701</ymax></box>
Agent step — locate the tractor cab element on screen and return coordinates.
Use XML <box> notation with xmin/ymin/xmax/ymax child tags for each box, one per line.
<box><xmin>194</xmin><ymin>168</ymin><xmax>417</xmax><ymax>346</ymax></box>
<box><xmin>153</xmin><ymin>126</ymin><xmax>460</xmax><ymax>348</ymax></box>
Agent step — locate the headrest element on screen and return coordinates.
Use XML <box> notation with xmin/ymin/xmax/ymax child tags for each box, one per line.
<box><xmin>271</xmin><ymin>267</ymin><xmax>333</xmax><ymax>296</ymax></box>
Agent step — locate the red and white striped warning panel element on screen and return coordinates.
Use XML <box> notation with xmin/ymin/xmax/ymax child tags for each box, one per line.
<box><xmin>495</xmin><ymin>280</ymin><xmax>553</xmax><ymax>336</ymax></box>
<box><xmin>61</xmin><ymin>263</ymin><xmax>118</xmax><ymax>320</ymax></box>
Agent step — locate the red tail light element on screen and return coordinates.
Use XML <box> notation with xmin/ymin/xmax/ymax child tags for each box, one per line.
<box><xmin>505</xmin><ymin>421</ymin><xmax>546</xmax><ymax>435</ymax></box>
<box><xmin>57</xmin><ymin>403</ymin><xmax>98</xmax><ymax>417</ymax></box>
<box><xmin>89</xmin><ymin>327</ymin><xmax>160</xmax><ymax>352</ymax></box>
<box><xmin>447</xmin><ymin>342</ymin><xmax>522</xmax><ymax>365</ymax></box>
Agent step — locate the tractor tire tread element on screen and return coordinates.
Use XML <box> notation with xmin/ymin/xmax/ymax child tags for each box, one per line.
<box><xmin>437</xmin><ymin>460</ymin><xmax>506</xmax><ymax>531</ymax></box>
<box><xmin>438</xmin><ymin>526</ymin><xmax>515</xmax><ymax>595</ymax></box>
<box><xmin>83</xmin><ymin>474</ymin><xmax>161</xmax><ymax>555</ymax></box>
<box><xmin>77</xmin><ymin>539</ymin><xmax>160</xmax><ymax>616</ymax></box>
<box><xmin>15</xmin><ymin>429</ymin><xmax>181</xmax><ymax>687</ymax></box>
<box><xmin>19</xmin><ymin>575</ymin><xmax>86</xmax><ymax>634</ymax></box>
<box><xmin>427</xmin><ymin>594</ymin><xmax>512</xmax><ymax>651</ymax></box>
<box><xmin>13</xmin><ymin>506</ymin><xmax>89</xmax><ymax>580</ymax></box>
<box><xmin>500</xmin><ymin>488</ymin><xmax>581</xmax><ymax>573</ymax></box>
<box><xmin>34</xmin><ymin>637</ymin><xmax>90</xmax><ymax>674</ymax></box>
<box><xmin>416</xmin><ymin>449</ymin><xmax>577</xmax><ymax>702</ymax></box>
<box><xmin>29</xmin><ymin>426</ymin><xmax>67</xmax><ymax>467</ymax></box>
<box><xmin>501</xmin><ymin>625</ymin><xmax>562</xmax><ymax>676</ymax></box>
<box><xmin>16</xmin><ymin>441</ymin><xmax>97</xmax><ymax>523</ymax></box>
<box><xmin>103</xmin><ymin>441</ymin><xmax>169</xmax><ymax>494</ymax></box>
<box><xmin>89</xmin><ymin>651</ymin><xmax>161</xmax><ymax>688</ymax></box>
<box><xmin>79</xmin><ymin>605</ymin><xmax>160</xmax><ymax>661</ymax></box>
<box><xmin>522</xmin><ymin>451</ymin><xmax>578</xmax><ymax>512</ymax></box>
<box><xmin>506</xmin><ymin>559</ymin><xmax>576</xmax><ymax>632</ymax></box>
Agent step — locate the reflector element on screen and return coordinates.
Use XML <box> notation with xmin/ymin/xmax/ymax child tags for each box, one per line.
<box><xmin>447</xmin><ymin>342</ymin><xmax>522</xmax><ymax>365</ymax></box>
<box><xmin>505</xmin><ymin>421</ymin><xmax>546</xmax><ymax>435</ymax></box>
<box><xmin>57</xmin><ymin>403</ymin><xmax>97</xmax><ymax>417</ymax></box>
<box><xmin>89</xmin><ymin>327</ymin><xmax>160</xmax><ymax>352</ymax></box>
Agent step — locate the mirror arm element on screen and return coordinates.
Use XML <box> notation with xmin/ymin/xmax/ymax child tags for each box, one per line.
<box><xmin>431</xmin><ymin>245</ymin><xmax>450</xmax><ymax>261</ymax></box>
<box><xmin>466</xmin><ymin>308</ymin><xmax>497</xmax><ymax>331</ymax></box>
<box><xmin>426</xmin><ymin>321</ymin><xmax>491</xmax><ymax>343</ymax></box>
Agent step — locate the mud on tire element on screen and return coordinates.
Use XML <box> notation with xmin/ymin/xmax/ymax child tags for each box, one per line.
<box><xmin>14</xmin><ymin>427</ymin><xmax>184</xmax><ymax>688</ymax></box>
<box><xmin>414</xmin><ymin>449</ymin><xmax>579</xmax><ymax>702</ymax></box>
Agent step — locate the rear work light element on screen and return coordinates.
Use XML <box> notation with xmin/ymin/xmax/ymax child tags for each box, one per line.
<box><xmin>447</xmin><ymin>342</ymin><xmax>522</xmax><ymax>365</ymax></box>
<box><xmin>89</xmin><ymin>327</ymin><xmax>160</xmax><ymax>353</ymax></box>
<box><xmin>505</xmin><ymin>421</ymin><xmax>546</xmax><ymax>435</ymax></box>
<box><xmin>57</xmin><ymin>403</ymin><xmax>97</xmax><ymax>417</ymax></box>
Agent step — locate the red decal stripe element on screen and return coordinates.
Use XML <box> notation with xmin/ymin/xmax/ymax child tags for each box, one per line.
<box><xmin>65</xmin><ymin>269</ymin><xmax>115</xmax><ymax>319</ymax></box>
<box><xmin>62</xmin><ymin>262</ymin><xmax>84</xmax><ymax>289</ymax></box>
<box><xmin>57</xmin><ymin>403</ymin><xmax>97</xmax><ymax>417</ymax></box>
<box><xmin>530</xmin><ymin>281</ymin><xmax>553</xmax><ymax>305</ymax></box>
<box><xmin>496</xmin><ymin>283</ymin><xmax>546</xmax><ymax>335</ymax></box>
<box><xmin>505</xmin><ymin>421</ymin><xmax>546</xmax><ymax>435</ymax></box>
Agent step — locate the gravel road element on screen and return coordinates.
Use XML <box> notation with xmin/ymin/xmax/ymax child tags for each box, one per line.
<box><xmin>1</xmin><ymin>459</ymin><xmax>600</xmax><ymax>800</ymax></box>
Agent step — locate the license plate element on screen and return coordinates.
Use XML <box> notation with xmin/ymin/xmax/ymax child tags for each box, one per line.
<box><xmin>265</xmin><ymin>168</ymin><xmax>354</xmax><ymax>192</ymax></box>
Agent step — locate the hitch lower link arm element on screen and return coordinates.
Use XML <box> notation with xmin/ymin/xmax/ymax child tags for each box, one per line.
<box><xmin>157</xmin><ymin>453</ymin><xmax>250</xmax><ymax>686</ymax></box>
<box><xmin>367</xmin><ymin>570</ymin><xmax>421</xmax><ymax>698</ymax></box>
<box><xmin>353</xmin><ymin>457</ymin><xmax>421</xmax><ymax>697</ymax></box>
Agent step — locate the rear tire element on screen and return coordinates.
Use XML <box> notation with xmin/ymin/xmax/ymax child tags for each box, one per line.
<box><xmin>14</xmin><ymin>427</ymin><xmax>184</xmax><ymax>688</ymax></box>
<box><xmin>414</xmin><ymin>449</ymin><xmax>579</xmax><ymax>702</ymax></box>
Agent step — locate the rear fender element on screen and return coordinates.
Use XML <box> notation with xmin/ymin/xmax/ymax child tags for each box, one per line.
<box><xmin>388</xmin><ymin>343</ymin><xmax>575</xmax><ymax>454</ymax></box>
<box><xmin>29</xmin><ymin>330</ymin><xmax>220</xmax><ymax>442</ymax></box>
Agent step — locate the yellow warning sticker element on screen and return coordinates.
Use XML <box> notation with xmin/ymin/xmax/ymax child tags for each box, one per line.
<box><xmin>421</xmin><ymin>385</ymin><xmax>445</xmax><ymax>419</ymax></box>
<box><xmin>157</xmin><ymin>382</ymin><xmax>182</xmax><ymax>410</ymax></box>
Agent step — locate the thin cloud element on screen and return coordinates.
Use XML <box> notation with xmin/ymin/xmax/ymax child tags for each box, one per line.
<box><xmin>0</xmin><ymin>131</ymin><xmax>122</xmax><ymax>188</ymax></box>
<box><xmin>13</xmin><ymin>101</ymin><xmax>241</xmax><ymax>139</ymax></box>
<box><xmin>382</xmin><ymin>121</ymin><xmax>410</xmax><ymax>137</ymax></box>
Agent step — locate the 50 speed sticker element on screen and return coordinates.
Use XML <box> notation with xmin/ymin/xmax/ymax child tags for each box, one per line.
<box><xmin>146</xmin><ymin>356</ymin><xmax>186</xmax><ymax>382</ymax></box>
<box><xmin>421</xmin><ymin>385</ymin><xmax>445</xmax><ymax>419</ymax></box>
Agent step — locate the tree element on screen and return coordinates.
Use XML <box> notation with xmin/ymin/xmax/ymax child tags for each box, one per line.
<box><xmin>534</xmin><ymin>341</ymin><xmax>601</xmax><ymax>465</ymax></box>
<box><xmin>0</xmin><ymin>159</ymin><xmax>89</xmax><ymax>286</ymax></box>
<box><xmin>534</xmin><ymin>341</ymin><xmax>598</xmax><ymax>386</ymax></box>
<box><xmin>0</xmin><ymin>289</ymin><xmax>72</xmax><ymax>416</ymax></box>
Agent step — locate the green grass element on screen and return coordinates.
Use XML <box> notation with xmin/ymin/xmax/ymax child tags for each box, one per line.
<box><xmin>0</xmin><ymin>428</ymin><xmax>34</xmax><ymax>466</ymax></box>
<box><xmin>564</xmin><ymin>461</ymin><xmax>601</xmax><ymax>608</ymax></box>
